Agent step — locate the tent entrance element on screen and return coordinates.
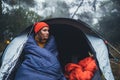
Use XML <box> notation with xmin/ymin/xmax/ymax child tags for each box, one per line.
<box><xmin>50</xmin><ymin>24</ymin><xmax>91</xmax><ymax>70</ymax></box>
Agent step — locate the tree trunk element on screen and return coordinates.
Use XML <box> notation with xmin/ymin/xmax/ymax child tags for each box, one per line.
<box><xmin>0</xmin><ymin>0</ymin><xmax>2</xmax><ymax>15</ymax></box>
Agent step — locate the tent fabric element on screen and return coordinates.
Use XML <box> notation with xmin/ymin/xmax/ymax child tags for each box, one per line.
<box><xmin>0</xmin><ymin>18</ymin><xmax>114</xmax><ymax>80</ymax></box>
<box><xmin>86</xmin><ymin>35</ymin><xmax>114</xmax><ymax>80</ymax></box>
<box><xmin>0</xmin><ymin>34</ymin><xmax>28</xmax><ymax>80</ymax></box>
<box><xmin>14</xmin><ymin>34</ymin><xmax>66</xmax><ymax>80</ymax></box>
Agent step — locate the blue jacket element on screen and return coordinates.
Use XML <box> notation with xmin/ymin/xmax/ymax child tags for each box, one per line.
<box><xmin>15</xmin><ymin>34</ymin><xmax>66</xmax><ymax>80</ymax></box>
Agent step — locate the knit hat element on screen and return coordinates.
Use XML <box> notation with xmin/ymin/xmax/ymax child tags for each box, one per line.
<box><xmin>34</xmin><ymin>22</ymin><xmax>49</xmax><ymax>34</ymax></box>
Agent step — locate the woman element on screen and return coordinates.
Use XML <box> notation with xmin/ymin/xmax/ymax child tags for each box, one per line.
<box><xmin>15</xmin><ymin>22</ymin><xmax>66</xmax><ymax>80</ymax></box>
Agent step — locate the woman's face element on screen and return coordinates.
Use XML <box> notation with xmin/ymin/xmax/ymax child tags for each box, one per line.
<box><xmin>38</xmin><ymin>27</ymin><xmax>49</xmax><ymax>42</ymax></box>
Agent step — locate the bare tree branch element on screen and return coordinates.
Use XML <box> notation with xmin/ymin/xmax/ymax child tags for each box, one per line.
<box><xmin>71</xmin><ymin>0</ymin><xmax>84</xmax><ymax>18</ymax></box>
<box><xmin>0</xmin><ymin>0</ymin><xmax>2</xmax><ymax>15</ymax></box>
<box><xmin>93</xmin><ymin>0</ymin><xmax>97</xmax><ymax>11</ymax></box>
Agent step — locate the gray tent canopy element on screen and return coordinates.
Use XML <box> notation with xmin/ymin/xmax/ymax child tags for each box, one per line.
<box><xmin>0</xmin><ymin>18</ymin><xmax>114</xmax><ymax>80</ymax></box>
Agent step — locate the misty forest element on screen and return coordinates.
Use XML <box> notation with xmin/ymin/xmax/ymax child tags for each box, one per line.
<box><xmin>0</xmin><ymin>0</ymin><xmax>120</xmax><ymax>79</ymax></box>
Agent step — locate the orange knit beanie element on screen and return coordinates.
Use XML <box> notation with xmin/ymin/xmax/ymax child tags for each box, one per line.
<box><xmin>34</xmin><ymin>22</ymin><xmax>49</xmax><ymax>34</ymax></box>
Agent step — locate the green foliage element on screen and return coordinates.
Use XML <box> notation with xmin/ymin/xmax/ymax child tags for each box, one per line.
<box><xmin>0</xmin><ymin>6</ymin><xmax>42</xmax><ymax>52</ymax></box>
<box><xmin>1</xmin><ymin>7</ymin><xmax>41</xmax><ymax>36</ymax></box>
<box><xmin>3</xmin><ymin>0</ymin><xmax>35</xmax><ymax>7</ymax></box>
<box><xmin>93</xmin><ymin>0</ymin><xmax>120</xmax><ymax>43</ymax></box>
<box><xmin>20</xmin><ymin>0</ymin><xmax>35</xmax><ymax>7</ymax></box>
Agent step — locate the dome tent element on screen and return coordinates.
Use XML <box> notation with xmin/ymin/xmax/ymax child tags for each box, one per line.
<box><xmin>0</xmin><ymin>18</ymin><xmax>114</xmax><ymax>80</ymax></box>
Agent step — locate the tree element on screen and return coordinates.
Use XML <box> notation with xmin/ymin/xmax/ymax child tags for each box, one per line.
<box><xmin>20</xmin><ymin>0</ymin><xmax>35</xmax><ymax>7</ymax></box>
<box><xmin>0</xmin><ymin>1</ymin><xmax>41</xmax><ymax>52</ymax></box>
<box><xmin>0</xmin><ymin>0</ymin><xmax>2</xmax><ymax>15</ymax></box>
<box><xmin>72</xmin><ymin>0</ymin><xmax>120</xmax><ymax>44</ymax></box>
<box><xmin>3</xmin><ymin>0</ymin><xmax>35</xmax><ymax>7</ymax></box>
<box><xmin>95</xmin><ymin>0</ymin><xmax>120</xmax><ymax>43</ymax></box>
